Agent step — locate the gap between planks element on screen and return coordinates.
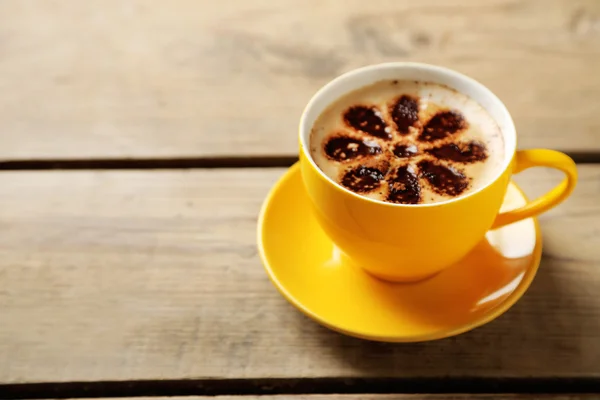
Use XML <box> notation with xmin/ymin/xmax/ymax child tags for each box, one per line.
<box><xmin>0</xmin><ymin>156</ymin><xmax>298</xmax><ymax>170</ymax></box>
<box><xmin>0</xmin><ymin>152</ymin><xmax>599</xmax><ymax>171</ymax></box>
<box><xmin>29</xmin><ymin>396</ymin><xmax>600</xmax><ymax>400</ymax></box>
<box><xmin>1</xmin><ymin>378</ymin><xmax>600</xmax><ymax>399</ymax></box>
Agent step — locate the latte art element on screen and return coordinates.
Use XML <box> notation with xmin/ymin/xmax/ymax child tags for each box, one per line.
<box><xmin>309</xmin><ymin>80</ymin><xmax>505</xmax><ymax>204</ymax></box>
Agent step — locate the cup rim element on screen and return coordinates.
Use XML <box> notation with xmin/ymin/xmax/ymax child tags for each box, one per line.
<box><xmin>299</xmin><ymin>62</ymin><xmax>516</xmax><ymax>208</ymax></box>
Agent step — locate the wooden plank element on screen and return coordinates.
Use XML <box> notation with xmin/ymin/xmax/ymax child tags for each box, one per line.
<box><xmin>0</xmin><ymin>0</ymin><xmax>599</xmax><ymax>160</ymax></box>
<box><xmin>0</xmin><ymin>166</ymin><xmax>599</xmax><ymax>383</ymax></box>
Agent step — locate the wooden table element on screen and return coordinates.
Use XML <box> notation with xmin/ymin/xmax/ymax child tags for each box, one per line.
<box><xmin>1</xmin><ymin>1</ymin><xmax>599</xmax><ymax>399</ymax></box>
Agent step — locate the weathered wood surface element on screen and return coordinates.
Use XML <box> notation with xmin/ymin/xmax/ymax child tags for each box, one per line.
<box><xmin>0</xmin><ymin>166</ymin><xmax>598</xmax><ymax>383</ymax></box>
<box><xmin>0</xmin><ymin>0</ymin><xmax>599</xmax><ymax>160</ymax></box>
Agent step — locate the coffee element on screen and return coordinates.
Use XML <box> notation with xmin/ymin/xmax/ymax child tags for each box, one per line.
<box><xmin>309</xmin><ymin>80</ymin><xmax>505</xmax><ymax>204</ymax></box>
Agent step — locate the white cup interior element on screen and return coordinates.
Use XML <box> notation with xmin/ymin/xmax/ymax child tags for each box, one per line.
<box><xmin>299</xmin><ymin>62</ymin><xmax>517</xmax><ymax>206</ymax></box>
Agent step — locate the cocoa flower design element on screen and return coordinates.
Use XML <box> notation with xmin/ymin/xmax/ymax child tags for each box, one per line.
<box><xmin>322</xmin><ymin>95</ymin><xmax>489</xmax><ymax>204</ymax></box>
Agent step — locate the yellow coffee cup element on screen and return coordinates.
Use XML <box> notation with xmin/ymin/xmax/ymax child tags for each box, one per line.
<box><xmin>299</xmin><ymin>62</ymin><xmax>577</xmax><ymax>282</ymax></box>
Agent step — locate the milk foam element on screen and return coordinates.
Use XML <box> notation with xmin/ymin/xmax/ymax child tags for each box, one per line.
<box><xmin>309</xmin><ymin>80</ymin><xmax>505</xmax><ymax>204</ymax></box>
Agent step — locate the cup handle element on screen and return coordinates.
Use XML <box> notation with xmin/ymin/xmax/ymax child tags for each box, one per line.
<box><xmin>491</xmin><ymin>149</ymin><xmax>578</xmax><ymax>229</ymax></box>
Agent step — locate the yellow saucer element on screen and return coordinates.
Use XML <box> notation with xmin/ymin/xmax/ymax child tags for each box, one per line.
<box><xmin>257</xmin><ymin>163</ymin><xmax>542</xmax><ymax>342</ymax></box>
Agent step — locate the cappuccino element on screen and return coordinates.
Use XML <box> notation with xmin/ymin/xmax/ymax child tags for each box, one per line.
<box><xmin>309</xmin><ymin>80</ymin><xmax>505</xmax><ymax>204</ymax></box>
